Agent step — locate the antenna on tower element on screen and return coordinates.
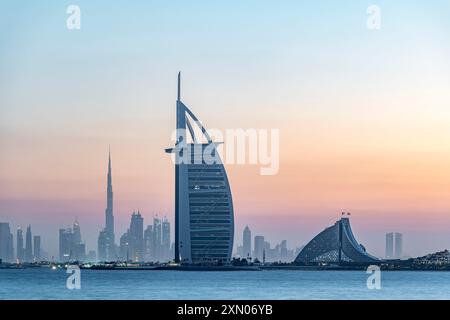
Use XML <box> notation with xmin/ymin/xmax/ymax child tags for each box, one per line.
<box><xmin>177</xmin><ymin>72</ymin><xmax>181</xmax><ymax>101</ymax></box>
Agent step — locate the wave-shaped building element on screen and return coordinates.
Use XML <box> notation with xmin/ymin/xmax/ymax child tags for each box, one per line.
<box><xmin>166</xmin><ymin>73</ymin><xmax>234</xmax><ymax>265</ymax></box>
<box><xmin>295</xmin><ymin>216</ymin><xmax>380</xmax><ymax>264</ymax></box>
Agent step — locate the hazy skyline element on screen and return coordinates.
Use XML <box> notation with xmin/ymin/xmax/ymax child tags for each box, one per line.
<box><xmin>1</xmin><ymin>1</ymin><xmax>450</xmax><ymax>258</ymax></box>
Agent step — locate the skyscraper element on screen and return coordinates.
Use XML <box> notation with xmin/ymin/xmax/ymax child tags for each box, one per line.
<box><xmin>152</xmin><ymin>216</ymin><xmax>162</xmax><ymax>261</ymax></box>
<box><xmin>162</xmin><ymin>217</ymin><xmax>170</xmax><ymax>261</ymax></box>
<box><xmin>395</xmin><ymin>232</ymin><xmax>403</xmax><ymax>259</ymax></box>
<box><xmin>129</xmin><ymin>211</ymin><xmax>144</xmax><ymax>262</ymax></box>
<box><xmin>72</xmin><ymin>220</ymin><xmax>85</xmax><ymax>261</ymax></box>
<box><xmin>25</xmin><ymin>225</ymin><xmax>33</xmax><ymax>262</ymax></box>
<box><xmin>243</xmin><ymin>226</ymin><xmax>251</xmax><ymax>259</ymax></box>
<box><xmin>143</xmin><ymin>225</ymin><xmax>153</xmax><ymax>261</ymax></box>
<box><xmin>254</xmin><ymin>236</ymin><xmax>264</xmax><ymax>262</ymax></box>
<box><xmin>105</xmin><ymin>148</ymin><xmax>115</xmax><ymax>247</ymax></box>
<box><xmin>97</xmin><ymin>229</ymin><xmax>110</xmax><ymax>261</ymax></box>
<box><xmin>73</xmin><ymin>220</ymin><xmax>81</xmax><ymax>245</ymax></box>
<box><xmin>165</xmin><ymin>73</ymin><xmax>234</xmax><ymax>264</ymax></box>
<box><xmin>58</xmin><ymin>222</ymin><xmax>86</xmax><ymax>262</ymax></box>
<box><xmin>16</xmin><ymin>227</ymin><xmax>24</xmax><ymax>262</ymax></box>
<box><xmin>98</xmin><ymin>148</ymin><xmax>115</xmax><ymax>261</ymax></box>
<box><xmin>385</xmin><ymin>232</ymin><xmax>394</xmax><ymax>259</ymax></box>
<box><xmin>0</xmin><ymin>223</ymin><xmax>14</xmax><ymax>263</ymax></box>
<box><xmin>386</xmin><ymin>232</ymin><xmax>403</xmax><ymax>259</ymax></box>
<box><xmin>263</xmin><ymin>241</ymin><xmax>270</xmax><ymax>262</ymax></box>
<box><xmin>33</xmin><ymin>236</ymin><xmax>41</xmax><ymax>261</ymax></box>
<box><xmin>59</xmin><ymin>228</ymin><xmax>74</xmax><ymax>262</ymax></box>
<box><xmin>120</xmin><ymin>230</ymin><xmax>130</xmax><ymax>261</ymax></box>
<box><xmin>8</xmin><ymin>233</ymin><xmax>14</xmax><ymax>262</ymax></box>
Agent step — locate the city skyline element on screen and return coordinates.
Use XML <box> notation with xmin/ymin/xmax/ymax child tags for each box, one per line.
<box><xmin>0</xmin><ymin>138</ymin><xmax>414</xmax><ymax>261</ymax></box>
<box><xmin>2</xmin><ymin>2</ymin><xmax>450</xmax><ymax>259</ymax></box>
<box><xmin>0</xmin><ymin>216</ymin><xmax>314</xmax><ymax>263</ymax></box>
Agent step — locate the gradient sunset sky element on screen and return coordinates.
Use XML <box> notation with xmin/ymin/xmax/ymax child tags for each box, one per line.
<box><xmin>1</xmin><ymin>1</ymin><xmax>450</xmax><ymax>258</ymax></box>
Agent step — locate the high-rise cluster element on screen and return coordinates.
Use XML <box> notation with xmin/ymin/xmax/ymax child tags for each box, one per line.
<box><xmin>59</xmin><ymin>220</ymin><xmax>86</xmax><ymax>262</ymax></box>
<box><xmin>0</xmin><ymin>223</ymin><xmax>42</xmax><ymax>263</ymax></box>
<box><xmin>94</xmin><ymin>148</ymin><xmax>172</xmax><ymax>263</ymax></box>
<box><xmin>236</xmin><ymin>226</ymin><xmax>294</xmax><ymax>263</ymax></box>
<box><xmin>120</xmin><ymin>213</ymin><xmax>171</xmax><ymax>262</ymax></box>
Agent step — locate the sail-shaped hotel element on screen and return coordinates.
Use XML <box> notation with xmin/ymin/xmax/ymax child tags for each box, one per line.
<box><xmin>166</xmin><ymin>73</ymin><xmax>234</xmax><ymax>265</ymax></box>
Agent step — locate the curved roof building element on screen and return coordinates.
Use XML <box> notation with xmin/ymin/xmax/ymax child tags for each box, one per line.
<box><xmin>166</xmin><ymin>73</ymin><xmax>234</xmax><ymax>265</ymax></box>
<box><xmin>295</xmin><ymin>216</ymin><xmax>380</xmax><ymax>264</ymax></box>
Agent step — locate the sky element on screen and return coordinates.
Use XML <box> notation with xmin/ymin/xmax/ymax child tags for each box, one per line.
<box><xmin>1</xmin><ymin>1</ymin><xmax>450</xmax><ymax>259</ymax></box>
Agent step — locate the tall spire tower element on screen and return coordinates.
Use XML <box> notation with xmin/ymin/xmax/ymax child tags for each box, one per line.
<box><xmin>100</xmin><ymin>146</ymin><xmax>115</xmax><ymax>260</ymax></box>
<box><xmin>106</xmin><ymin>147</ymin><xmax>114</xmax><ymax>240</ymax></box>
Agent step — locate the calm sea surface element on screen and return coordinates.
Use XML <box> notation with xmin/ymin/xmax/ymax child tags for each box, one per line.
<box><xmin>1</xmin><ymin>268</ymin><xmax>450</xmax><ymax>300</ymax></box>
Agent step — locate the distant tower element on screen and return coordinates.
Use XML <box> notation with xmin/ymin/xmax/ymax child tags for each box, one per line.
<box><xmin>98</xmin><ymin>148</ymin><xmax>116</xmax><ymax>261</ymax></box>
<box><xmin>386</xmin><ymin>232</ymin><xmax>402</xmax><ymax>259</ymax></box>
<box><xmin>72</xmin><ymin>220</ymin><xmax>85</xmax><ymax>261</ymax></box>
<box><xmin>152</xmin><ymin>216</ymin><xmax>162</xmax><ymax>261</ymax></box>
<box><xmin>0</xmin><ymin>223</ymin><xmax>14</xmax><ymax>262</ymax></box>
<box><xmin>105</xmin><ymin>148</ymin><xmax>115</xmax><ymax>246</ymax></box>
<box><xmin>254</xmin><ymin>236</ymin><xmax>264</xmax><ymax>262</ymax></box>
<box><xmin>394</xmin><ymin>232</ymin><xmax>403</xmax><ymax>259</ymax></box>
<box><xmin>385</xmin><ymin>232</ymin><xmax>394</xmax><ymax>259</ymax></box>
<box><xmin>143</xmin><ymin>225</ymin><xmax>153</xmax><ymax>261</ymax></box>
<box><xmin>25</xmin><ymin>225</ymin><xmax>33</xmax><ymax>262</ymax></box>
<box><xmin>129</xmin><ymin>211</ymin><xmax>144</xmax><ymax>262</ymax></box>
<box><xmin>8</xmin><ymin>233</ymin><xmax>13</xmax><ymax>262</ymax></box>
<box><xmin>119</xmin><ymin>229</ymin><xmax>129</xmax><ymax>261</ymax></box>
<box><xmin>59</xmin><ymin>228</ymin><xmax>74</xmax><ymax>262</ymax></box>
<box><xmin>162</xmin><ymin>218</ymin><xmax>171</xmax><ymax>262</ymax></box>
<box><xmin>97</xmin><ymin>230</ymin><xmax>109</xmax><ymax>261</ymax></box>
<box><xmin>16</xmin><ymin>227</ymin><xmax>24</xmax><ymax>262</ymax></box>
<box><xmin>33</xmin><ymin>236</ymin><xmax>41</xmax><ymax>261</ymax></box>
<box><xmin>243</xmin><ymin>226</ymin><xmax>251</xmax><ymax>259</ymax></box>
<box><xmin>73</xmin><ymin>220</ymin><xmax>82</xmax><ymax>245</ymax></box>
